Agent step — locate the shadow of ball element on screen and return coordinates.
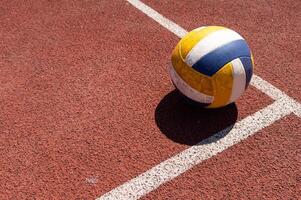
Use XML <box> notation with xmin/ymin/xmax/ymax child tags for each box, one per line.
<box><xmin>155</xmin><ymin>90</ymin><xmax>238</xmax><ymax>145</ymax></box>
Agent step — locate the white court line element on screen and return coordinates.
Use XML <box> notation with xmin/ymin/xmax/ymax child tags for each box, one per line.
<box><xmin>97</xmin><ymin>0</ymin><xmax>301</xmax><ymax>199</ymax></box>
<box><xmin>98</xmin><ymin>99</ymin><xmax>296</xmax><ymax>200</ymax></box>
<box><xmin>126</xmin><ymin>0</ymin><xmax>301</xmax><ymax>117</ymax></box>
<box><xmin>126</xmin><ymin>0</ymin><xmax>187</xmax><ymax>38</ymax></box>
<box><xmin>250</xmin><ymin>75</ymin><xmax>301</xmax><ymax>117</ymax></box>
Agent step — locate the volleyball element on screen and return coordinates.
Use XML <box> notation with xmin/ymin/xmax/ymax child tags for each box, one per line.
<box><xmin>170</xmin><ymin>26</ymin><xmax>254</xmax><ymax>108</ymax></box>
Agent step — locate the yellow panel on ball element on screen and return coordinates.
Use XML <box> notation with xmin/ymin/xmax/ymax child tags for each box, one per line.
<box><xmin>171</xmin><ymin>39</ymin><xmax>213</xmax><ymax>97</ymax></box>
<box><xmin>209</xmin><ymin>62</ymin><xmax>234</xmax><ymax>108</ymax></box>
<box><xmin>179</xmin><ymin>26</ymin><xmax>225</xmax><ymax>60</ymax></box>
<box><xmin>170</xmin><ymin>26</ymin><xmax>254</xmax><ymax>108</ymax></box>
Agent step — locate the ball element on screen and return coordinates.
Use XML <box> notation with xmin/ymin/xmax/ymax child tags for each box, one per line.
<box><xmin>170</xmin><ymin>26</ymin><xmax>254</xmax><ymax>108</ymax></box>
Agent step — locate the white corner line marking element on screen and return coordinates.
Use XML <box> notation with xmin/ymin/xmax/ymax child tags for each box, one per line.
<box><xmin>126</xmin><ymin>0</ymin><xmax>301</xmax><ymax>118</ymax></box>
<box><xmin>98</xmin><ymin>99</ymin><xmax>295</xmax><ymax>200</ymax></box>
<box><xmin>250</xmin><ymin>75</ymin><xmax>301</xmax><ymax>117</ymax></box>
<box><xmin>97</xmin><ymin>0</ymin><xmax>301</xmax><ymax>199</ymax></box>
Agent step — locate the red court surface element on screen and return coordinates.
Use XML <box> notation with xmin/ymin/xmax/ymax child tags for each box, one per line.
<box><xmin>142</xmin><ymin>114</ymin><xmax>300</xmax><ymax>200</ymax></box>
<box><xmin>0</xmin><ymin>0</ymin><xmax>300</xmax><ymax>199</ymax></box>
<box><xmin>144</xmin><ymin>0</ymin><xmax>301</xmax><ymax>102</ymax></box>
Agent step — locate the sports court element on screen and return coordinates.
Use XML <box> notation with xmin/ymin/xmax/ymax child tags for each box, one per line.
<box><xmin>0</xmin><ymin>0</ymin><xmax>300</xmax><ymax>199</ymax></box>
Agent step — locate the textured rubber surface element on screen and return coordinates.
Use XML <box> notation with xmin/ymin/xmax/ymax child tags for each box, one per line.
<box><xmin>0</xmin><ymin>0</ymin><xmax>299</xmax><ymax>199</ymax></box>
<box><xmin>142</xmin><ymin>114</ymin><xmax>300</xmax><ymax>200</ymax></box>
<box><xmin>144</xmin><ymin>0</ymin><xmax>301</xmax><ymax>102</ymax></box>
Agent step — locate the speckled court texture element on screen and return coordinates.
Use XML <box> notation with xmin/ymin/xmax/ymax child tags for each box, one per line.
<box><xmin>0</xmin><ymin>0</ymin><xmax>300</xmax><ymax>199</ymax></box>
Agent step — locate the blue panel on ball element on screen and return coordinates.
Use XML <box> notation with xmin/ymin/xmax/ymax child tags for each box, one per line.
<box><xmin>239</xmin><ymin>57</ymin><xmax>253</xmax><ymax>88</ymax></box>
<box><xmin>192</xmin><ymin>40</ymin><xmax>251</xmax><ymax>76</ymax></box>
